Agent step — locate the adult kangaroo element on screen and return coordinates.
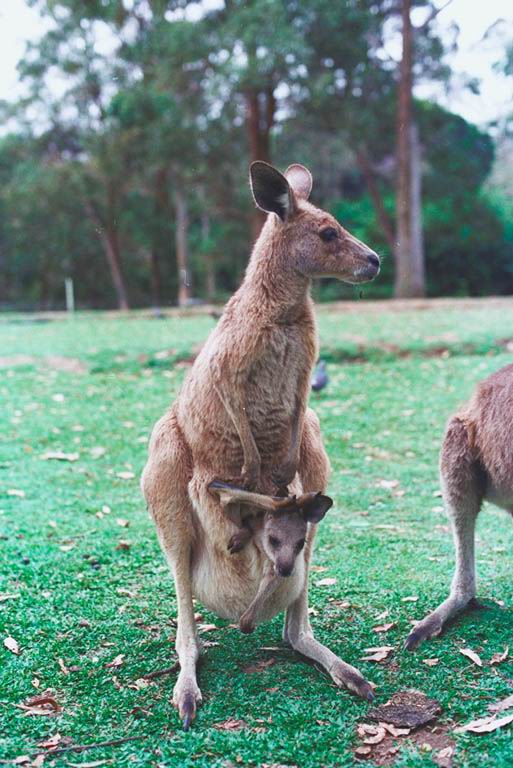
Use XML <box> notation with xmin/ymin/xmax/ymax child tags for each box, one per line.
<box><xmin>141</xmin><ymin>161</ymin><xmax>380</xmax><ymax>728</ymax></box>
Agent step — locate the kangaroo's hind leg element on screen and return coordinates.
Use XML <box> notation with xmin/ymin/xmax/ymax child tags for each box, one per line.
<box><xmin>283</xmin><ymin>409</ymin><xmax>374</xmax><ymax>700</ymax></box>
<box><xmin>405</xmin><ymin>416</ymin><xmax>484</xmax><ymax>650</ymax></box>
<box><xmin>141</xmin><ymin>409</ymin><xmax>201</xmax><ymax>730</ymax></box>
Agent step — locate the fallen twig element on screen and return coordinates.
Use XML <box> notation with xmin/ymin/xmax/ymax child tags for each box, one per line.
<box><xmin>31</xmin><ymin>734</ymin><xmax>146</xmax><ymax>758</ymax></box>
<box><xmin>141</xmin><ymin>662</ymin><xmax>179</xmax><ymax>681</ymax></box>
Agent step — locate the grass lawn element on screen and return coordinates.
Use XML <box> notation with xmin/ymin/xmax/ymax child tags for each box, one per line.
<box><xmin>1</xmin><ymin>299</ymin><xmax>513</xmax><ymax>767</ymax></box>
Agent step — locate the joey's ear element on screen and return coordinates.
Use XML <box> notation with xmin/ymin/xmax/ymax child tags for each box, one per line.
<box><xmin>301</xmin><ymin>493</ymin><xmax>333</xmax><ymax>524</ymax></box>
<box><xmin>285</xmin><ymin>164</ymin><xmax>313</xmax><ymax>201</ymax></box>
<box><xmin>249</xmin><ymin>161</ymin><xmax>295</xmax><ymax>221</ymax></box>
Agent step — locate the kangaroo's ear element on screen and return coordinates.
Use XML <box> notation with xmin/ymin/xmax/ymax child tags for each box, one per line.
<box><xmin>301</xmin><ymin>493</ymin><xmax>333</xmax><ymax>524</ymax></box>
<box><xmin>249</xmin><ymin>161</ymin><xmax>295</xmax><ymax>221</ymax></box>
<box><xmin>285</xmin><ymin>164</ymin><xmax>313</xmax><ymax>201</ymax></box>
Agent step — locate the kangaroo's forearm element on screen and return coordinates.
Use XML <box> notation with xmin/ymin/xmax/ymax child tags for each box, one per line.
<box><xmin>215</xmin><ymin>380</ymin><xmax>260</xmax><ymax>468</ymax></box>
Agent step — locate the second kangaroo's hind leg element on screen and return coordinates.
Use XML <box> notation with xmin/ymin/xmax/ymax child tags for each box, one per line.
<box><xmin>141</xmin><ymin>409</ymin><xmax>201</xmax><ymax>730</ymax></box>
<box><xmin>283</xmin><ymin>409</ymin><xmax>374</xmax><ymax>700</ymax></box>
<box><xmin>405</xmin><ymin>416</ymin><xmax>484</xmax><ymax>650</ymax></box>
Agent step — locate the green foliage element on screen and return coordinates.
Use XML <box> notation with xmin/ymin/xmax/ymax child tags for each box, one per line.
<box><xmin>1</xmin><ymin>0</ymin><xmax>513</xmax><ymax>307</ymax></box>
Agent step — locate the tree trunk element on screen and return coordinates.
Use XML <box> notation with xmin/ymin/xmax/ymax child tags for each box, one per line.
<box><xmin>85</xmin><ymin>196</ymin><xmax>129</xmax><ymax>310</ymax></box>
<box><xmin>356</xmin><ymin>148</ymin><xmax>395</xmax><ymax>252</ymax></box>
<box><xmin>394</xmin><ymin>0</ymin><xmax>425</xmax><ymax>298</ymax></box>
<box><xmin>410</xmin><ymin>122</ymin><xmax>425</xmax><ymax>294</ymax></box>
<box><xmin>149</xmin><ymin>167</ymin><xmax>168</xmax><ymax>308</ymax></box>
<box><xmin>246</xmin><ymin>85</ymin><xmax>276</xmax><ymax>241</ymax></box>
<box><xmin>174</xmin><ymin>187</ymin><xmax>191</xmax><ymax>307</ymax></box>
<box><xmin>104</xmin><ymin>223</ymin><xmax>129</xmax><ymax>310</ymax></box>
<box><xmin>201</xmin><ymin>208</ymin><xmax>216</xmax><ymax>300</ymax></box>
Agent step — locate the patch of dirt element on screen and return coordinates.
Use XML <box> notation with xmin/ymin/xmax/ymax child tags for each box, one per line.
<box><xmin>355</xmin><ymin>691</ymin><xmax>455</xmax><ymax>767</ymax></box>
<box><xmin>44</xmin><ymin>356</ymin><xmax>88</xmax><ymax>373</ymax></box>
<box><xmin>0</xmin><ymin>355</ymin><xmax>35</xmax><ymax>368</ymax></box>
<box><xmin>0</xmin><ymin>355</ymin><xmax>87</xmax><ymax>373</ymax></box>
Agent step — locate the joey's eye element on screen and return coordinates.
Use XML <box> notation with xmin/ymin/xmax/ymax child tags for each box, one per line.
<box><xmin>296</xmin><ymin>538</ymin><xmax>306</xmax><ymax>552</ymax></box>
<box><xmin>268</xmin><ymin>536</ymin><xmax>280</xmax><ymax>549</ymax></box>
<box><xmin>319</xmin><ymin>227</ymin><xmax>338</xmax><ymax>242</ymax></box>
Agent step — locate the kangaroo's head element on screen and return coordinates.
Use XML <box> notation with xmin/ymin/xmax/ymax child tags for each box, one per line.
<box><xmin>259</xmin><ymin>493</ymin><xmax>332</xmax><ymax>577</ymax></box>
<box><xmin>249</xmin><ymin>161</ymin><xmax>380</xmax><ymax>283</ymax></box>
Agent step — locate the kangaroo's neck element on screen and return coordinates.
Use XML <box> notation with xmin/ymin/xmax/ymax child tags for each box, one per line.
<box><xmin>240</xmin><ymin>219</ymin><xmax>312</xmax><ymax>323</ymax></box>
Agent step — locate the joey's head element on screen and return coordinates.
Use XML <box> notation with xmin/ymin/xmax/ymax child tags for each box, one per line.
<box><xmin>249</xmin><ymin>161</ymin><xmax>380</xmax><ymax>284</ymax></box>
<box><xmin>260</xmin><ymin>494</ymin><xmax>332</xmax><ymax>577</ymax></box>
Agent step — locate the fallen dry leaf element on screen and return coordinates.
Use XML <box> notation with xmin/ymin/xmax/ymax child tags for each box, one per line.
<box><xmin>377</xmin><ymin>479</ymin><xmax>400</xmax><ymax>490</ymax></box>
<box><xmin>116</xmin><ymin>518</ymin><xmax>130</xmax><ymax>528</ymax></box>
<box><xmin>58</xmin><ymin>658</ymin><xmax>69</xmax><ymax>675</ymax></box>
<box><xmin>41</xmin><ymin>451</ymin><xmax>79</xmax><ymax>462</ymax></box>
<box><xmin>357</xmin><ymin>723</ymin><xmax>386</xmax><ymax>745</ymax></box>
<box><xmin>198</xmin><ymin>623</ymin><xmax>218</xmax><ymax>633</ymax></box>
<box><xmin>214</xmin><ymin>718</ymin><xmax>247</xmax><ymax>731</ymax></box>
<box><xmin>354</xmin><ymin>745</ymin><xmax>371</xmax><ymax>757</ymax></box>
<box><xmin>243</xmin><ymin>658</ymin><xmax>276</xmax><ymax>674</ymax></box>
<box><xmin>490</xmin><ymin>647</ymin><xmax>509</xmax><ymax>665</ymax></box>
<box><xmin>401</xmin><ymin>595</ymin><xmax>419</xmax><ymax>603</ymax></box>
<box><xmin>361</xmin><ymin>646</ymin><xmax>394</xmax><ymax>663</ymax></box>
<box><xmin>16</xmin><ymin>691</ymin><xmax>62</xmax><ymax>716</ymax></box>
<box><xmin>0</xmin><ymin>592</ymin><xmax>20</xmax><ymax>602</ymax></box>
<box><xmin>382</xmin><ymin>722</ymin><xmax>411</xmax><ymax>737</ymax></box>
<box><xmin>37</xmin><ymin>733</ymin><xmax>62</xmax><ymax>749</ymax></box>
<box><xmin>116</xmin><ymin>588</ymin><xmax>136</xmax><ymax>598</ymax></box>
<box><xmin>373</xmin><ymin>622</ymin><xmax>397</xmax><ymax>633</ymax></box>
<box><xmin>4</xmin><ymin>636</ymin><xmax>20</xmax><ymax>655</ymax></box>
<box><xmin>315</xmin><ymin>577</ymin><xmax>337</xmax><ymax>587</ymax></box>
<box><xmin>423</xmin><ymin>658</ymin><xmax>439</xmax><ymax>667</ymax></box>
<box><xmin>116</xmin><ymin>471</ymin><xmax>135</xmax><ymax>480</ymax></box>
<box><xmin>459</xmin><ymin>647</ymin><xmax>482</xmax><ymax>667</ymax></box>
<box><xmin>105</xmin><ymin>654</ymin><xmax>124</xmax><ymax>668</ymax></box>
<box><xmin>367</xmin><ymin>690</ymin><xmax>442</xmax><ymax>729</ymax></box>
<box><xmin>455</xmin><ymin>712</ymin><xmax>513</xmax><ymax>734</ymax></box>
<box><xmin>7</xmin><ymin>488</ymin><xmax>25</xmax><ymax>497</ymax></box>
<box><xmin>116</xmin><ymin>540</ymin><xmax>131</xmax><ymax>551</ymax></box>
<box><xmin>489</xmin><ymin>693</ymin><xmax>513</xmax><ymax>713</ymax></box>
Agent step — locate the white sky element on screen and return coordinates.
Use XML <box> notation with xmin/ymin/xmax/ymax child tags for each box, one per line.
<box><xmin>0</xmin><ymin>0</ymin><xmax>512</xmax><ymax>128</ymax></box>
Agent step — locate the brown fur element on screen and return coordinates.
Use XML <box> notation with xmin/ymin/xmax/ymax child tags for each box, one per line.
<box><xmin>141</xmin><ymin>162</ymin><xmax>379</xmax><ymax>726</ymax></box>
<box><xmin>406</xmin><ymin>363</ymin><xmax>513</xmax><ymax>649</ymax></box>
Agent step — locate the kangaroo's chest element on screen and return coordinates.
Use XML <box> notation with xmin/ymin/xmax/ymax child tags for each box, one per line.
<box><xmin>246</xmin><ymin>325</ymin><xmax>313</xmax><ymax>428</ymax></box>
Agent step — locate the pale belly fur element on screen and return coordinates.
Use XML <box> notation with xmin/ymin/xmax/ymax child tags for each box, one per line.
<box><xmin>191</xmin><ymin>540</ymin><xmax>305</xmax><ymax>622</ymax></box>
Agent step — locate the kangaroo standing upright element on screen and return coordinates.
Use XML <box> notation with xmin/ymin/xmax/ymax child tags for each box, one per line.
<box><xmin>141</xmin><ymin>161</ymin><xmax>380</xmax><ymax>728</ymax></box>
<box><xmin>406</xmin><ymin>363</ymin><xmax>513</xmax><ymax>649</ymax></box>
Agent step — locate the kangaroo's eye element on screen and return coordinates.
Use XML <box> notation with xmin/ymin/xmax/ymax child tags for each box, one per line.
<box><xmin>296</xmin><ymin>538</ymin><xmax>306</xmax><ymax>552</ymax></box>
<box><xmin>268</xmin><ymin>536</ymin><xmax>280</xmax><ymax>549</ymax></box>
<box><xmin>319</xmin><ymin>227</ymin><xmax>338</xmax><ymax>242</ymax></box>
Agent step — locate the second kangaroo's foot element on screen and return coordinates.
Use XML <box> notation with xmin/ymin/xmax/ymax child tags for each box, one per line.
<box><xmin>405</xmin><ymin>594</ymin><xmax>479</xmax><ymax>650</ymax></box>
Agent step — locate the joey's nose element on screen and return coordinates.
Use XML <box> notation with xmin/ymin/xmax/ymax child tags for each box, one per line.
<box><xmin>278</xmin><ymin>565</ymin><xmax>293</xmax><ymax>577</ymax></box>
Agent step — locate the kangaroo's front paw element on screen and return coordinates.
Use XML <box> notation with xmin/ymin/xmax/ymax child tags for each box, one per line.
<box><xmin>272</xmin><ymin>461</ymin><xmax>297</xmax><ymax>489</ymax></box>
<box><xmin>228</xmin><ymin>531</ymin><xmax>248</xmax><ymax>554</ymax></box>
<box><xmin>239</xmin><ymin>610</ymin><xmax>256</xmax><ymax>634</ymax></box>
<box><xmin>173</xmin><ymin>673</ymin><xmax>202</xmax><ymax>731</ymax></box>
<box><xmin>329</xmin><ymin>659</ymin><xmax>374</xmax><ymax>701</ymax></box>
<box><xmin>240</xmin><ymin>460</ymin><xmax>260</xmax><ymax>491</ymax></box>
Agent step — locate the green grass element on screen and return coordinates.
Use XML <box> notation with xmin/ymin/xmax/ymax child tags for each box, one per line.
<box><xmin>1</xmin><ymin>301</ymin><xmax>513</xmax><ymax>767</ymax></box>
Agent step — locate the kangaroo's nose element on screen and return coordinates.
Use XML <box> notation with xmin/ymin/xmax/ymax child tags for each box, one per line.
<box><xmin>367</xmin><ymin>252</ymin><xmax>380</xmax><ymax>269</ymax></box>
<box><xmin>278</xmin><ymin>565</ymin><xmax>293</xmax><ymax>577</ymax></box>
